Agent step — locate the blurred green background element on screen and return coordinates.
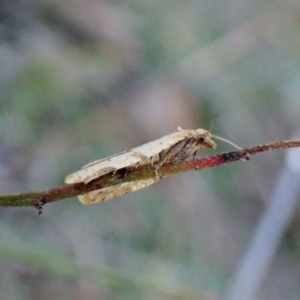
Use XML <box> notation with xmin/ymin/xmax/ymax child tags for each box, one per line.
<box><xmin>1</xmin><ymin>0</ymin><xmax>300</xmax><ymax>299</ymax></box>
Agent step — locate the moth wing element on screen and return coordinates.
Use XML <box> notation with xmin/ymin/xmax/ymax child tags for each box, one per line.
<box><xmin>65</xmin><ymin>129</ymin><xmax>193</xmax><ymax>185</ymax></box>
<box><xmin>65</xmin><ymin>150</ymin><xmax>141</xmax><ymax>184</ymax></box>
<box><xmin>131</xmin><ymin>130</ymin><xmax>192</xmax><ymax>159</ymax></box>
<box><xmin>78</xmin><ymin>177</ymin><xmax>159</xmax><ymax>204</ymax></box>
<box><xmin>81</xmin><ymin>131</ymin><xmax>189</xmax><ymax>170</ymax></box>
<box><xmin>81</xmin><ymin>151</ymin><xmax>128</xmax><ymax>168</ymax></box>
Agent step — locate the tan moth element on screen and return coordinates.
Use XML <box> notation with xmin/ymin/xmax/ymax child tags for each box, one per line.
<box><xmin>65</xmin><ymin>127</ymin><xmax>241</xmax><ymax>204</ymax></box>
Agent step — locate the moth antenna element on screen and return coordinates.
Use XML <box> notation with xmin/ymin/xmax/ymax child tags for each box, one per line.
<box><xmin>212</xmin><ymin>134</ymin><xmax>242</xmax><ymax>150</ymax></box>
<box><xmin>208</xmin><ymin>120</ymin><xmax>214</xmax><ymax>134</ymax></box>
<box><xmin>208</xmin><ymin>114</ymin><xmax>219</xmax><ymax>133</ymax></box>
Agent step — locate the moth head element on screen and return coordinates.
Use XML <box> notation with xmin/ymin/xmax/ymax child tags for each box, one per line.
<box><xmin>195</xmin><ymin>128</ymin><xmax>243</xmax><ymax>151</ymax></box>
<box><xmin>195</xmin><ymin>129</ymin><xmax>217</xmax><ymax>149</ymax></box>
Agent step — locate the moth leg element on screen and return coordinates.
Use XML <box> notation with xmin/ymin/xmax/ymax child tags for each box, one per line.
<box><xmin>154</xmin><ymin>165</ymin><xmax>163</xmax><ymax>179</ymax></box>
<box><xmin>112</xmin><ymin>168</ymin><xmax>119</xmax><ymax>177</ymax></box>
<box><xmin>112</xmin><ymin>167</ymin><xmax>128</xmax><ymax>180</ymax></box>
<box><xmin>192</xmin><ymin>150</ymin><xmax>197</xmax><ymax>160</ymax></box>
<box><xmin>147</xmin><ymin>155</ymin><xmax>163</xmax><ymax>178</ymax></box>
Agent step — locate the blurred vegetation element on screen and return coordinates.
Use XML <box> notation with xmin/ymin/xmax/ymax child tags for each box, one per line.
<box><xmin>1</xmin><ymin>0</ymin><xmax>300</xmax><ymax>299</ymax></box>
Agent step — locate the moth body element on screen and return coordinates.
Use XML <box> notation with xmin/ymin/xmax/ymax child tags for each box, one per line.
<box><xmin>65</xmin><ymin>128</ymin><xmax>217</xmax><ymax>204</ymax></box>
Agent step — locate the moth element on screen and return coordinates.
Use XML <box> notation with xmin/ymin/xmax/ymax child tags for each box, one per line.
<box><xmin>65</xmin><ymin>127</ymin><xmax>241</xmax><ymax>204</ymax></box>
